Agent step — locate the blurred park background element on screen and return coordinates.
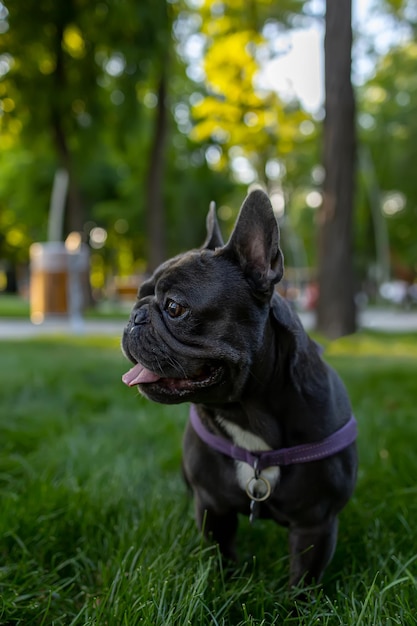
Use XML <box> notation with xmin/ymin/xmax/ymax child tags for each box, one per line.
<box><xmin>1</xmin><ymin>0</ymin><xmax>417</xmax><ymax>338</ymax></box>
<box><xmin>3</xmin><ymin>3</ymin><xmax>417</xmax><ymax>622</ymax></box>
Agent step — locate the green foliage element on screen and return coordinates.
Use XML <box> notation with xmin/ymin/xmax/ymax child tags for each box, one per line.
<box><xmin>178</xmin><ymin>0</ymin><xmax>322</xmax><ymax>272</ymax></box>
<box><xmin>188</xmin><ymin>0</ymin><xmax>317</xmax><ymax>189</ymax></box>
<box><xmin>0</xmin><ymin>143</ymin><xmax>55</xmax><ymax>263</ymax></box>
<box><xmin>1</xmin><ymin>332</ymin><xmax>417</xmax><ymax>623</ymax></box>
<box><xmin>357</xmin><ymin>40</ymin><xmax>417</xmax><ymax>278</ymax></box>
<box><xmin>0</xmin><ymin>0</ymin><xmax>234</xmax><ymax>275</ymax></box>
<box><xmin>1</xmin><ymin>0</ymin><xmax>417</xmax><ymax>292</ymax></box>
<box><xmin>0</xmin><ymin>0</ymin><xmax>322</xmax><ymax>283</ymax></box>
<box><xmin>0</xmin><ymin>0</ymin><xmax>170</xmax><ymax>138</ymax></box>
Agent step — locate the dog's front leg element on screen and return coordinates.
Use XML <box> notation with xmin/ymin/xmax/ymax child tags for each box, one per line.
<box><xmin>288</xmin><ymin>517</ymin><xmax>338</xmax><ymax>588</ymax></box>
<box><xmin>194</xmin><ymin>492</ymin><xmax>239</xmax><ymax>562</ymax></box>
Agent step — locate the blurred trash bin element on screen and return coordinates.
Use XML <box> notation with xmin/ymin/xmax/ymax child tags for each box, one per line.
<box><xmin>29</xmin><ymin>240</ymin><xmax>89</xmax><ymax>324</ymax></box>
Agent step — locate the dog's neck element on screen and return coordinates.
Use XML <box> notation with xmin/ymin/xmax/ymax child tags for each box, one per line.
<box><xmin>201</xmin><ymin>313</ymin><xmax>330</xmax><ymax>450</ymax></box>
<box><xmin>202</xmin><ymin>318</ymin><xmax>288</xmax><ymax>448</ymax></box>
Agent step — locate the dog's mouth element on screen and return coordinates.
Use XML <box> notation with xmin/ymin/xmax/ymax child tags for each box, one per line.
<box><xmin>122</xmin><ymin>361</ymin><xmax>223</xmax><ymax>396</ymax></box>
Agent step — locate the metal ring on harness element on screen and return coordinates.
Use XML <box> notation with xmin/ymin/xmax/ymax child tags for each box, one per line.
<box><xmin>245</xmin><ymin>475</ymin><xmax>272</xmax><ymax>502</ymax></box>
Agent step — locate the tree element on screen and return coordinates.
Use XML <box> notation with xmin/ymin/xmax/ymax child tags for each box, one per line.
<box><xmin>357</xmin><ymin>41</ymin><xmax>417</xmax><ymax>282</ymax></box>
<box><xmin>316</xmin><ymin>0</ymin><xmax>356</xmax><ymax>338</ymax></box>
<box><xmin>0</xmin><ymin>0</ymin><xmax>180</xmax><ymax>254</ymax></box>
<box><xmin>188</xmin><ymin>0</ymin><xmax>312</xmax><ymax>190</ymax></box>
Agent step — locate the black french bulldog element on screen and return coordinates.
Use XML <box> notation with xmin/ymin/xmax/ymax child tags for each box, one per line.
<box><xmin>122</xmin><ymin>189</ymin><xmax>357</xmax><ymax>588</ymax></box>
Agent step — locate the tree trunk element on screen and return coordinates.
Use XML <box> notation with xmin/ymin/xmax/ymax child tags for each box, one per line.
<box><xmin>145</xmin><ymin>70</ymin><xmax>168</xmax><ymax>273</ymax></box>
<box><xmin>316</xmin><ymin>0</ymin><xmax>356</xmax><ymax>339</ymax></box>
<box><xmin>50</xmin><ymin>20</ymin><xmax>84</xmax><ymax>237</ymax></box>
<box><xmin>51</xmin><ymin>111</ymin><xmax>85</xmax><ymax>235</ymax></box>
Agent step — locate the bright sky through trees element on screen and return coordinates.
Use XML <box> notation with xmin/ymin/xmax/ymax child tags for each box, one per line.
<box><xmin>259</xmin><ymin>0</ymin><xmax>410</xmax><ymax>113</ymax></box>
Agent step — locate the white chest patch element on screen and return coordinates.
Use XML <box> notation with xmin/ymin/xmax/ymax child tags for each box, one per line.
<box><xmin>216</xmin><ymin>418</ymin><xmax>281</xmax><ymax>494</ymax></box>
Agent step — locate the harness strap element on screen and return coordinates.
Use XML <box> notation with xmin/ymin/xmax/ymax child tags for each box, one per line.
<box><xmin>189</xmin><ymin>405</ymin><xmax>357</xmax><ymax>472</ymax></box>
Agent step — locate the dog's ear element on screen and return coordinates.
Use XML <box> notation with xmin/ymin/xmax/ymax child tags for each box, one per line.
<box><xmin>202</xmin><ymin>201</ymin><xmax>224</xmax><ymax>250</ymax></box>
<box><xmin>225</xmin><ymin>189</ymin><xmax>284</xmax><ymax>296</ymax></box>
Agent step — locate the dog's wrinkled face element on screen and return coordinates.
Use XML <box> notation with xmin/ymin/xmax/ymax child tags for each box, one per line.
<box><xmin>122</xmin><ymin>249</ymin><xmax>266</xmax><ymax>404</ymax></box>
<box><xmin>122</xmin><ymin>190</ymin><xmax>283</xmax><ymax>405</ymax></box>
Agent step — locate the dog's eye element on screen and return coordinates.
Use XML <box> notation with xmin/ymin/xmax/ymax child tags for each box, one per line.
<box><xmin>165</xmin><ymin>298</ymin><xmax>188</xmax><ymax>319</ymax></box>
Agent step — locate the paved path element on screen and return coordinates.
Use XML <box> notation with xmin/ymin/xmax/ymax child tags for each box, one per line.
<box><xmin>356</xmin><ymin>308</ymin><xmax>417</xmax><ymax>332</ymax></box>
<box><xmin>0</xmin><ymin>317</ymin><xmax>125</xmax><ymax>339</ymax></box>
<box><xmin>0</xmin><ymin>308</ymin><xmax>416</xmax><ymax>339</ymax></box>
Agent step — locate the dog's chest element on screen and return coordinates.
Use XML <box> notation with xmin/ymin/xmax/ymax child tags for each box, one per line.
<box><xmin>216</xmin><ymin>418</ymin><xmax>281</xmax><ymax>493</ymax></box>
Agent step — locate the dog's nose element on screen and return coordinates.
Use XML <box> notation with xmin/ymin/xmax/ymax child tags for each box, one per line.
<box><xmin>133</xmin><ymin>307</ymin><xmax>149</xmax><ymax>326</ymax></box>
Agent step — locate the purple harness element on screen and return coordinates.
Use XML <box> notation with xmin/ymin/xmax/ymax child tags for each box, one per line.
<box><xmin>189</xmin><ymin>404</ymin><xmax>357</xmax><ymax>472</ymax></box>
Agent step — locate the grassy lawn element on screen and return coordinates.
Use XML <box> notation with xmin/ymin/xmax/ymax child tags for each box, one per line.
<box><xmin>0</xmin><ymin>293</ymin><xmax>131</xmax><ymax>320</ymax></box>
<box><xmin>1</xmin><ymin>331</ymin><xmax>417</xmax><ymax>624</ymax></box>
<box><xmin>0</xmin><ymin>294</ymin><xmax>31</xmax><ymax>318</ymax></box>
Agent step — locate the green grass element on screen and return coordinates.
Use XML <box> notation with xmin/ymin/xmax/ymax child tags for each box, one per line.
<box><xmin>0</xmin><ymin>293</ymin><xmax>132</xmax><ymax>320</ymax></box>
<box><xmin>1</xmin><ymin>332</ymin><xmax>417</xmax><ymax>624</ymax></box>
<box><xmin>0</xmin><ymin>294</ymin><xmax>30</xmax><ymax>318</ymax></box>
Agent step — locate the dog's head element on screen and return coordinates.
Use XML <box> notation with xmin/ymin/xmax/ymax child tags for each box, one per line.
<box><xmin>121</xmin><ymin>189</ymin><xmax>283</xmax><ymax>404</ymax></box>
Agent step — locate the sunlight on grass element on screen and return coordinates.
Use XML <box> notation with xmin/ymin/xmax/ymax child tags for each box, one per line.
<box><xmin>325</xmin><ymin>331</ymin><xmax>417</xmax><ymax>358</ymax></box>
<box><xmin>0</xmin><ymin>294</ymin><xmax>131</xmax><ymax>320</ymax></box>
<box><xmin>0</xmin><ymin>294</ymin><xmax>30</xmax><ymax>317</ymax></box>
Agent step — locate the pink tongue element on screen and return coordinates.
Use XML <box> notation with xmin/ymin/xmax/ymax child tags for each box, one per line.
<box><xmin>122</xmin><ymin>363</ymin><xmax>161</xmax><ymax>386</ymax></box>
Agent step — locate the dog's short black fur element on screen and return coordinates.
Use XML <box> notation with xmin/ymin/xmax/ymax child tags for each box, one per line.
<box><xmin>122</xmin><ymin>190</ymin><xmax>357</xmax><ymax>587</ymax></box>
